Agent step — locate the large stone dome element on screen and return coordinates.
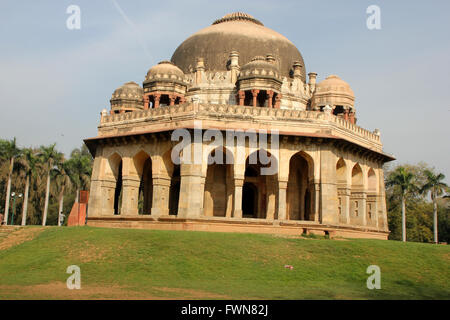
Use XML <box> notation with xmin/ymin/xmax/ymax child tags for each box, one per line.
<box><xmin>171</xmin><ymin>12</ymin><xmax>306</xmax><ymax>81</ymax></box>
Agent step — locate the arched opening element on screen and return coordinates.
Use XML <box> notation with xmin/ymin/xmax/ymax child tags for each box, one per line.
<box><xmin>287</xmin><ymin>152</ymin><xmax>314</xmax><ymax>221</ymax></box>
<box><xmin>138</xmin><ymin>158</ymin><xmax>153</xmax><ymax>214</ymax></box>
<box><xmin>242</xmin><ymin>182</ymin><xmax>257</xmax><ymax>217</ymax></box>
<box><xmin>113</xmin><ymin>161</ymin><xmax>123</xmax><ymax>215</ymax></box>
<box><xmin>350</xmin><ymin>163</ymin><xmax>363</xmax><ymax>224</ymax></box>
<box><xmin>169</xmin><ymin>165</ymin><xmax>180</xmax><ymax>215</ymax></box>
<box><xmin>204</xmin><ymin>148</ymin><xmax>234</xmax><ymax>217</ymax></box>
<box><xmin>159</xmin><ymin>94</ymin><xmax>170</xmax><ymax>107</ymax></box>
<box><xmin>243</xmin><ymin>150</ymin><xmax>278</xmax><ymax>219</ymax></box>
<box><xmin>367</xmin><ymin>168</ymin><xmax>377</xmax><ymax>225</ymax></box>
<box><xmin>336</xmin><ymin>158</ymin><xmax>347</xmax><ymax>221</ymax></box>
<box><xmin>257</xmin><ymin>90</ymin><xmax>267</xmax><ymax>107</ymax></box>
<box><xmin>244</xmin><ymin>90</ymin><xmax>252</xmax><ymax>106</ymax></box>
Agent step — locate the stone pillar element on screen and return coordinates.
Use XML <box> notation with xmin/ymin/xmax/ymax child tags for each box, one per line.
<box><xmin>144</xmin><ymin>95</ymin><xmax>150</xmax><ymax>110</ymax></box>
<box><xmin>293</xmin><ymin>61</ymin><xmax>302</xmax><ymax>79</ymax></box>
<box><xmin>251</xmin><ymin>89</ymin><xmax>259</xmax><ymax>107</ymax></box>
<box><xmin>267</xmin><ymin>90</ymin><xmax>274</xmax><ymax>108</ymax></box>
<box><xmin>229</xmin><ymin>51</ymin><xmax>240</xmax><ymax>84</ymax></box>
<box><xmin>169</xmin><ymin>94</ymin><xmax>175</xmax><ymax>106</ymax></box>
<box><xmin>195</xmin><ymin>58</ymin><xmax>205</xmax><ymax>85</ymax></box>
<box><xmin>344</xmin><ymin>187</ymin><xmax>351</xmax><ymax>224</ymax></box>
<box><xmin>177</xmin><ymin>164</ymin><xmax>204</xmax><ymax>218</ymax></box>
<box><xmin>120</xmin><ymin>175</ymin><xmax>141</xmax><ymax>216</ymax></box>
<box><xmin>377</xmin><ymin>168</ymin><xmax>388</xmax><ymax>231</ymax></box>
<box><xmin>319</xmin><ymin>148</ymin><xmax>338</xmax><ymax>224</ymax></box>
<box><xmin>238</xmin><ymin>90</ymin><xmax>245</xmax><ymax>106</ymax></box>
<box><xmin>154</xmin><ymin>94</ymin><xmax>161</xmax><ymax>108</ymax></box>
<box><xmin>275</xmin><ymin>94</ymin><xmax>282</xmax><ymax>108</ymax></box>
<box><xmin>100</xmin><ymin>178</ymin><xmax>117</xmax><ymax>215</ymax></box>
<box><xmin>277</xmin><ymin>180</ymin><xmax>288</xmax><ymax>220</ymax></box>
<box><xmin>233</xmin><ymin>178</ymin><xmax>244</xmax><ymax>218</ymax></box>
<box><xmin>314</xmin><ymin>182</ymin><xmax>320</xmax><ymax>222</ymax></box>
<box><xmin>151</xmin><ymin>174</ymin><xmax>171</xmax><ymax>216</ymax></box>
<box><xmin>308</xmin><ymin>72</ymin><xmax>317</xmax><ymax>93</ymax></box>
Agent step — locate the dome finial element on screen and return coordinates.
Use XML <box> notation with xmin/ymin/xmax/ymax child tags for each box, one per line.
<box><xmin>212</xmin><ymin>12</ymin><xmax>264</xmax><ymax>26</ymax></box>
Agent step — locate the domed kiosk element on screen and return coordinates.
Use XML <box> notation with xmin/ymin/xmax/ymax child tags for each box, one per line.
<box><xmin>85</xmin><ymin>12</ymin><xmax>394</xmax><ymax>239</ymax></box>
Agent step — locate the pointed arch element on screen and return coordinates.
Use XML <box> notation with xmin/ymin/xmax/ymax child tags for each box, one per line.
<box><xmin>243</xmin><ymin>149</ymin><xmax>278</xmax><ymax>219</ymax></box>
<box><xmin>204</xmin><ymin>147</ymin><xmax>234</xmax><ymax>217</ymax></box>
<box><xmin>287</xmin><ymin>151</ymin><xmax>315</xmax><ymax>221</ymax></box>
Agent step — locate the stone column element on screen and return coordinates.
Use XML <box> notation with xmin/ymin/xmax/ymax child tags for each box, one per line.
<box><xmin>238</xmin><ymin>90</ymin><xmax>245</xmax><ymax>106</ymax></box>
<box><xmin>154</xmin><ymin>94</ymin><xmax>161</xmax><ymax>108</ymax></box>
<box><xmin>275</xmin><ymin>94</ymin><xmax>282</xmax><ymax>108</ymax></box>
<box><xmin>120</xmin><ymin>174</ymin><xmax>141</xmax><ymax>216</ymax></box>
<box><xmin>169</xmin><ymin>94</ymin><xmax>176</xmax><ymax>106</ymax></box>
<box><xmin>233</xmin><ymin>178</ymin><xmax>244</xmax><ymax>218</ymax></box>
<box><xmin>177</xmin><ymin>164</ymin><xmax>204</xmax><ymax>218</ymax></box>
<box><xmin>144</xmin><ymin>95</ymin><xmax>150</xmax><ymax>110</ymax></box>
<box><xmin>343</xmin><ymin>187</ymin><xmax>351</xmax><ymax>224</ymax></box>
<box><xmin>151</xmin><ymin>174</ymin><xmax>171</xmax><ymax>216</ymax></box>
<box><xmin>251</xmin><ymin>89</ymin><xmax>259</xmax><ymax>107</ymax></box>
<box><xmin>267</xmin><ymin>90</ymin><xmax>274</xmax><ymax>108</ymax></box>
<box><xmin>314</xmin><ymin>182</ymin><xmax>320</xmax><ymax>222</ymax></box>
<box><xmin>277</xmin><ymin>180</ymin><xmax>288</xmax><ymax>220</ymax></box>
<box><xmin>319</xmin><ymin>147</ymin><xmax>339</xmax><ymax>225</ymax></box>
<box><xmin>98</xmin><ymin>178</ymin><xmax>117</xmax><ymax>216</ymax></box>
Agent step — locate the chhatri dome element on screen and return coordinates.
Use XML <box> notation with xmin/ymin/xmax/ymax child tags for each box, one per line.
<box><xmin>85</xmin><ymin>12</ymin><xmax>394</xmax><ymax>240</ymax></box>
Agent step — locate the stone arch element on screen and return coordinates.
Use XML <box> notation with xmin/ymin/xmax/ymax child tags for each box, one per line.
<box><xmin>287</xmin><ymin>151</ymin><xmax>315</xmax><ymax>221</ymax></box>
<box><xmin>105</xmin><ymin>152</ymin><xmax>123</xmax><ymax>215</ymax></box>
<box><xmin>367</xmin><ymin>168</ymin><xmax>377</xmax><ymax>193</ymax></box>
<box><xmin>336</xmin><ymin>157</ymin><xmax>349</xmax><ymax>223</ymax></box>
<box><xmin>350</xmin><ymin>163</ymin><xmax>364</xmax><ymax>224</ymax></box>
<box><xmin>351</xmin><ymin>163</ymin><xmax>363</xmax><ymax>188</ymax></box>
<box><xmin>243</xmin><ymin>149</ymin><xmax>278</xmax><ymax>219</ymax></box>
<box><xmin>204</xmin><ymin>147</ymin><xmax>234</xmax><ymax>217</ymax></box>
<box><xmin>132</xmin><ymin>150</ymin><xmax>152</xmax><ymax>215</ymax></box>
<box><xmin>366</xmin><ymin>168</ymin><xmax>378</xmax><ymax>226</ymax></box>
<box><xmin>336</xmin><ymin>158</ymin><xmax>347</xmax><ymax>184</ymax></box>
<box><xmin>160</xmin><ymin>148</ymin><xmax>180</xmax><ymax>216</ymax></box>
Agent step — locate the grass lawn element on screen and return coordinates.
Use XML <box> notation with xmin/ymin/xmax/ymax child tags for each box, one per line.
<box><xmin>0</xmin><ymin>226</ymin><xmax>449</xmax><ymax>299</ymax></box>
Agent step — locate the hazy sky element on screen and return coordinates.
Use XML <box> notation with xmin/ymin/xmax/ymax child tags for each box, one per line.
<box><xmin>0</xmin><ymin>0</ymin><xmax>449</xmax><ymax>182</ymax></box>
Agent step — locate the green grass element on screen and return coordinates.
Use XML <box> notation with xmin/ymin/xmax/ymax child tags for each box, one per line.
<box><xmin>0</xmin><ymin>226</ymin><xmax>449</xmax><ymax>299</ymax></box>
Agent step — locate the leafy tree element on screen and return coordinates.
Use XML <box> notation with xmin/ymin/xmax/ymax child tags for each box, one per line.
<box><xmin>421</xmin><ymin>170</ymin><xmax>448</xmax><ymax>243</ymax></box>
<box><xmin>65</xmin><ymin>148</ymin><xmax>92</xmax><ymax>203</ymax></box>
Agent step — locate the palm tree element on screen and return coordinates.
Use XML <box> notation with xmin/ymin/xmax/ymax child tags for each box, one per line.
<box><xmin>16</xmin><ymin>148</ymin><xmax>38</xmax><ymax>225</ymax></box>
<box><xmin>38</xmin><ymin>144</ymin><xmax>63</xmax><ymax>226</ymax></box>
<box><xmin>65</xmin><ymin>148</ymin><xmax>92</xmax><ymax>204</ymax></box>
<box><xmin>0</xmin><ymin>138</ymin><xmax>21</xmax><ymax>225</ymax></box>
<box><xmin>421</xmin><ymin>170</ymin><xmax>448</xmax><ymax>244</ymax></box>
<box><xmin>52</xmin><ymin>161</ymin><xmax>72</xmax><ymax>226</ymax></box>
<box><xmin>386</xmin><ymin>166</ymin><xmax>418</xmax><ymax>242</ymax></box>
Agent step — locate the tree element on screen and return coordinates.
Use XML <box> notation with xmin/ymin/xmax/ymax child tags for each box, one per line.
<box><xmin>16</xmin><ymin>148</ymin><xmax>38</xmax><ymax>225</ymax></box>
<box><xmin>38</xmin><ymin>144</ymin><xmax>63</xmax><ymax>226</ymax></box>
<box><xmin>65</xmin><ymin>147</ymin><xmax>92</xmax><ymax>203</ymax></box>
<box><xmin>421</xmin><ymin>170</ymin><xmax>448</xmax><ymax>243</ymax></box>
<box><xmin>386</xmin><ymin>166</ymin><xmax>418</xmax><ymax>242</ymax></box>
<box><xmin>0</xmin><ymin>138</ymin><xmax>21</xmax><ymax>225</ymax></box>
<box><xmin>52</xmin><ymin>161</ymin><xmax>72</xmax><ymax>226</ymax></box>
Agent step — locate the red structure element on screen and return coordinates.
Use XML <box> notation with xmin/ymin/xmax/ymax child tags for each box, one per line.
<box><xmin>67</xmin><ymin>191</ymin><xmax>89</xmax><ymax>226</ymax></box>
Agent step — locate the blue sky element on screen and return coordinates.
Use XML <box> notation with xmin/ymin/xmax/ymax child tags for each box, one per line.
<box><xmin>0</xmin><ymin>0</ymin><xmax>449</xmax><ymax>182</ymax></box>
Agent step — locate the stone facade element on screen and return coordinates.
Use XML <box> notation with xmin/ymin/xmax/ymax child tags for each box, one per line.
<box><xmin>84</xmin><ymin>12</ymin><xmax>394</xmax><ymax>239</ymax></box>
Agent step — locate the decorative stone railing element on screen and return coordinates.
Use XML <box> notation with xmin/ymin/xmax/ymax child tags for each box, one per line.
<box><xmin>100</xmin><ymin>103</ymin><xmax>381</xmax><ymax>144</ymax></box>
